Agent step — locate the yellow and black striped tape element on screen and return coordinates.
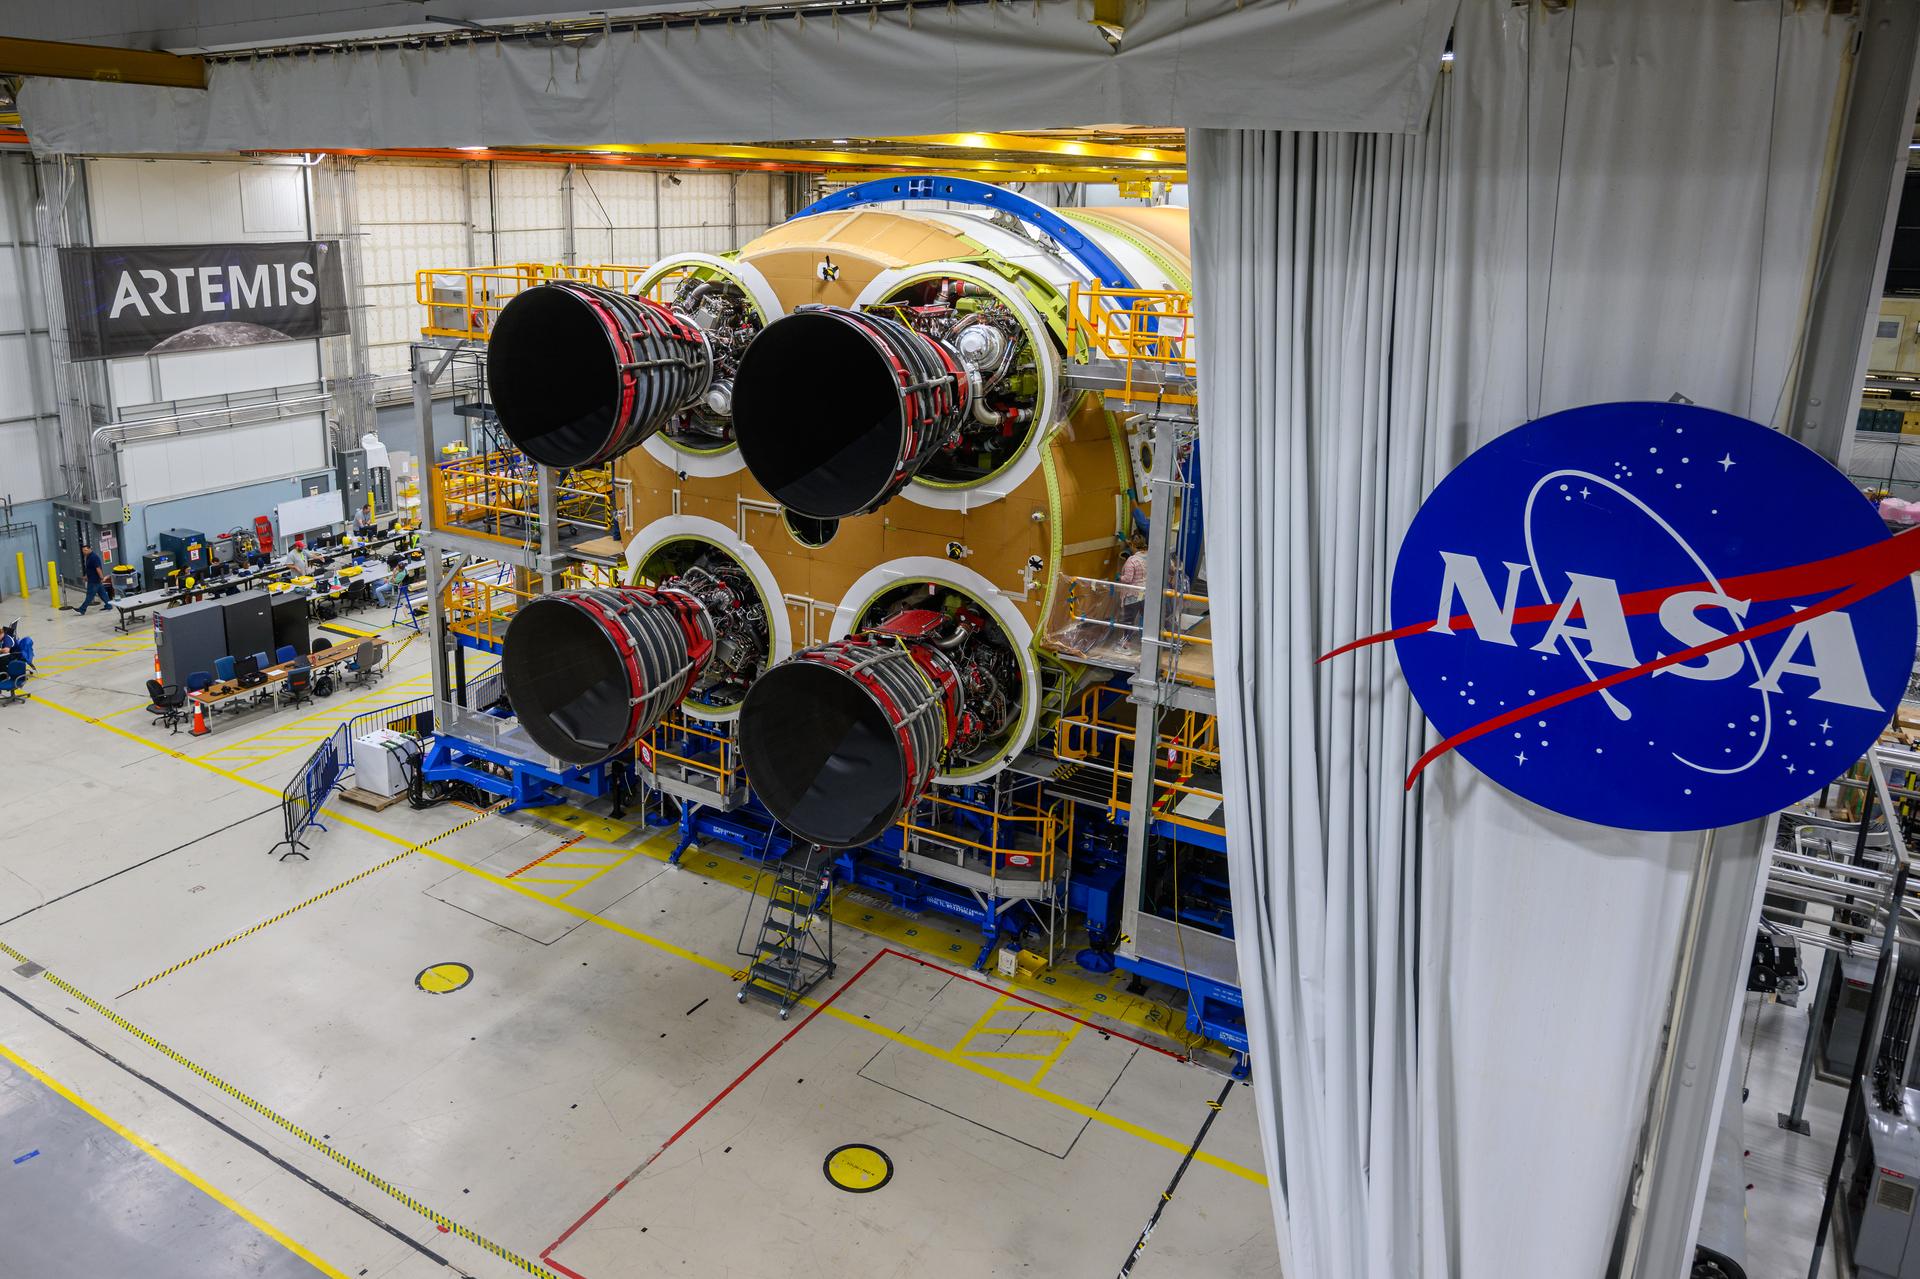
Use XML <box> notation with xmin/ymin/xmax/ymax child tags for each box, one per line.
<box><xmin>20</xmin><ymin>958</ymin><xmax>556</xmax><ymax>1279</ymax></box>
<box><xmin>123</xmin><ymin>803</ymin><xmax>506</xmax><ymax>997</ymax></box>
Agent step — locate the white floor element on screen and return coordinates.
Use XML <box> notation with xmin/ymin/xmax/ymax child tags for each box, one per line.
<box><xmin>0</xmin><ymin>594</ymin><xmax>1279</xmax><ymax>1279</ymax></box>
<box><xmin>1734</xmin><ymin>950</ymin><xmax>1848</xmax><ymax>1279</ymax></box>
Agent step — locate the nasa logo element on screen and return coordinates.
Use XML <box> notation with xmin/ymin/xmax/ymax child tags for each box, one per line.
<box><xmin>1356</xmin><ymin>402</ymin><xmax>1918</xmax><ymax>831</ymax></box>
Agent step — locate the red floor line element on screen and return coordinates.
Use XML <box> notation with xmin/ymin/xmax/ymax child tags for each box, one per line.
<box><xmin>879</xmin><ymin>947</ymin><xmax>1187</xmax><ymax>1061</ymax></box>
<box><xmin>540</xmin><ymin>948</ymin><xmax>889</xmax><ymax>1271</ymax></box>
<box><xmin>507</xmin><ymin>834</ymin><xmax>584</xmax><ymax>879</ymax></box>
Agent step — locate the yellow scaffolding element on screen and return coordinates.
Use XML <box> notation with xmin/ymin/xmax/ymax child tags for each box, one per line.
<box><xmin>416</xmin><ymin>262</ymin><xmax>655</xmax><ymax>341</ymax></box>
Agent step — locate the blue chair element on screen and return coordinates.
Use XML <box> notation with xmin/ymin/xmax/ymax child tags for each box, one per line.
<box><xmin>251</xmin><ymin>651</ymin><xmax>271</xmax><ymax>673</ymax></box>
<box><xmin>186</xmin><ymin>671</ymin><xmax>212</xmax><ymax>695</ymax></box>
<box><xmin>1</xmin><ymin>659</ymin><xmax>30</xmax><ymax>704</ymax></box>
<box><xmin>213</xmin><ymin>655</ymin><xmax>236</xmax><ymax>683</ymax></box>
<box><xmin>274</xmin><ymin>644</ymin><xmax>297</xmax><ymax>665</ymax></box>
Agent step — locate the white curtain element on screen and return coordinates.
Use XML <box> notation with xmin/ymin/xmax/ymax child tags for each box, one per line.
<box><xmin>1193</xmin><ymin>2</ymin><xmax>1851</xmax><ymax>1274</ymax></box>
<box><xmin>16</xmin><ymin>0</ymin><xmax>1455</xmax><ymax>155</ymax></box>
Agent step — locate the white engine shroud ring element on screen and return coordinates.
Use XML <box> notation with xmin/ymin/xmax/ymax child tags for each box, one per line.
<box><xmin>829</xmin><ymin>556</ymin><xmax>1039</xmax><ymax>784</ymax></box>
<box><xmin>624</xmin><ymin>513</ymin><xmax>793</xmax><ymax>722</ymax></box>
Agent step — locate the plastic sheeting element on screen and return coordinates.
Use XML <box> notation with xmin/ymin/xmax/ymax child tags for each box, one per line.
<box><xmin>1192</xmin><ymin>1</ymin><xmax>1853</xmax><ymax>1274</ymax></box>
<box><xmin>17</xmin><ymin>0</ymin><xmax>1456</xmax><ymax>155</ymax></box>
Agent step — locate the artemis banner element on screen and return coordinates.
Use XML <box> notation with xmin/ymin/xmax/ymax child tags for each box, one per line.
<box><xmin>1324</xmin><ymin>402</ymin><xmax>1920</xmax><ymax>832</ymax></box>
<box><xmin>58</xmin><ymin>240</ymin><xmax>348</xmax><ymax>361</ymax></box>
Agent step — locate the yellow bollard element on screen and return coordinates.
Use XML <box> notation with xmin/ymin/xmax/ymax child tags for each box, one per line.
<box><xmin>13</xmin><ymin>551</ymin><xmax>25</xmax><ymax>601</ymax></box>
<box><xmin>46</xmin><ymin>562</ymin><xmax>60</xmax><ymax>611</ymax></box>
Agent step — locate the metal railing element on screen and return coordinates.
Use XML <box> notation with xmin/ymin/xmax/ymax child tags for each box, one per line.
<box><xmin>416</xmin><ymin>262</ymin><xmax>655</xmax><ymax>341</ymax></box>
<box><xmin>1054</xmin><ymin>686</ymin><xmax>1225</xmax><ymax>837</ymax></box>
<box><xmin>1064</xmin><ymin>281</ymin><xmax>1196</xmax><ymax>404</ymax></box>
<box><xmin>430</xmin><ymin>448</ymin><xmax>617</xmax><ymax>545</ymax></box>
<box><xmin>898</xmin><ymin>786</ymin><xmax>1066</xmax><ymax>884</ymax></box>
<box><xmin>270</xmin><ymin>693</ymin><xmax>434</xmax><ymax>860</ymax></box>
<box><xmin>1040</xmin><ymin>572</ymin><xmax>1213</xmax><ymax>687</ymax></box>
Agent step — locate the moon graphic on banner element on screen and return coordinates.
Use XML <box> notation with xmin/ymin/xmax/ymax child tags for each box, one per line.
<box><xmin>149</xmin><ymin>321</ymin><xmax>295</xmax><ymax>353</ymax></box>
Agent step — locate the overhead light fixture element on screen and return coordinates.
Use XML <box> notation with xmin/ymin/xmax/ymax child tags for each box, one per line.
<box><xmin>1441</xmin><ymin>50</ymin><xmax>1455</xmax><ymax>64</ymax></box>
<box><xmin>831</xmin><ymin>139</ymin><xmax>851</xmax><ymax>146</ymax></box>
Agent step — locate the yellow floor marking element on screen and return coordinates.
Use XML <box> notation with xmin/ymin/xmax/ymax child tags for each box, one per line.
<box><xmin>416</xmin><ymin>962</ymin><xmax>473</xmax><ymax>994</ymax></box>
<box><xmin>0</xmin><ymin>1039</ymin><xmax>352</xmax><ymax>1279</ymax></box>
<box><xmin>825</xmin><ymin>1145</ymin><xmax>891</xmax><ymax>1191</ymax></box>
<box><xmin>22</xmin><ymin>692</ymin><xmax>1264</xmax><ymax>1185</ymax></box>
<box><xmin>199</xmin><ymin>676</ymin><xmax>435</xmax><ymax>758</ymax></box>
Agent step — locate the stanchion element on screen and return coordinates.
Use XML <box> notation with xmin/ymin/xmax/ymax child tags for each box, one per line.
<box><xmin>46</xmin><ymin>563</ymin><xmax>59</xmax><ymax>611</ymax></box>
<box><xmin>13</xmin><ymin>552</ymin><xmax>25</xmax><ymax>601</ymax></box>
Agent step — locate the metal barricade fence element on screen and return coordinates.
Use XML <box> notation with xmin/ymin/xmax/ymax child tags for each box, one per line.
<box><xmin>271</xmin><ymin>695</ymin><xmax>436</xmax><ymax>860</ymax></box>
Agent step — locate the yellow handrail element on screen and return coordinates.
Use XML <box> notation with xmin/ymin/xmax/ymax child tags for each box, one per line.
<box><xmin>417</xmin><ymin>261</ymin><xmax>656</xmax><ymax>341</ymax></box>
<box><xmin>1064</xmin><ymin>281</ymin><xmax>1196</xmax><ymax>405</ymax></box>
<box><xmin>899</xmin><ymin>788</ymin><xmax>1063</xmax><ymax>881</ymax></box>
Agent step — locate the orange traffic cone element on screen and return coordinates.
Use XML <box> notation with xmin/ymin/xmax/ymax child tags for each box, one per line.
<box><xmin>189</xmin><ymin>695</ymin><xmax>209</xmax><ymax>737</ymax></box>
<box><xmin>154</xmin><ymin>652</ymin><xmax>162</xmax><ymax>681</ymax></box>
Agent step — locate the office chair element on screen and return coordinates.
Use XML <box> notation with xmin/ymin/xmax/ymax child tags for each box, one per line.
<box><xmin>186</xmin><ymin>671</ymin><xmax>211</xmax><ymax>696</ymax></box>
<box><xmin>274</xmin><ymin>644</ymin><xmax>298</xmax><ymax>666</ymax></box>
<box><xmin>280</xmin><ymin>663</ymin><xmax>313</xmax><ymax>709</ymax></box>
<box><xmin>0</xmin><ymin>659</ymin><xmax>26</xmax><ymax>705</ymax></box>
<box><xmin>345</xmin><ymin>640</ymin><xmax>378</xmax><ymax>688</ymax></box>
<box><xmin>214</xmin><ymin>655</ymin><xmax>237</xmax><ymax>684</ymax></box>
<box><xmin>250</xmin><ymin>651</ymin><xmax>272</xmax><ymax>674</ymax></box>
<box><xmin>311</xmin><ymin>638</ymin><xmax>332</xmax><ymax>654</ymax></box>
<box><xmin>145</xmin><ymin>678</ymin><xmax>185</xmax><ymax>732</ymax></box>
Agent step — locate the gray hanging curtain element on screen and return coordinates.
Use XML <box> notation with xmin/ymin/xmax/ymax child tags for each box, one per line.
<box><xmin>1193</xmin><ymin>1</ymin><xmax>1852</xmax><ymax>1273</ymax></box>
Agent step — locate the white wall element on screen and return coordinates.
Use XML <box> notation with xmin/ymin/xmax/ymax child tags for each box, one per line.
<box><xmin>357</xmin><ymin>161</ymin><xmax>472</xmax><ymax>379</ymax></box>
<box><xmin>86</xmin><ymin>157</ymin><xmax>329</xmax><ymax>504</ymax></box>
<box><xmin>0</xmin><ymin>154</ymin><xmax>59</xmax><ymax>506</ymax></box>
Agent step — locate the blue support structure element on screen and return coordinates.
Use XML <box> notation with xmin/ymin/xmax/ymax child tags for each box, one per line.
<box><xmin>796</xmin><ymin>177</ymin><xmax>1137</xmax><ymax>291</ymax></box>
<box><xmin>419</xmin><ymin>731</ymin><xmax>621</xmax><ymax>812</ymax></box>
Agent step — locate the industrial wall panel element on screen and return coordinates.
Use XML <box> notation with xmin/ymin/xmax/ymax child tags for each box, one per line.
<box><xmin>0</xmin><ymin>419</ymin><xmax>44</xmax><ymax>500</ymax></box>
<box><xmin>103</xmin><ymin>340</ymin><xmax>324</xmax><ymax>409</ymax></box>
<box><xmin>119</xmin><ymin>415</ymin><xmax>327</xmax><ymax>503</ymax></box>
<box><xmin>659</xmin><ymin>225</ymin><xmax>735</xmax><ymax>257</ymax></box>
<box><xmin>238</xmin><ymin>165</ymin><xmax>308</xmax><ymax>235</ymax></box>
<box><xmin>356</xmin><ymin>164</ymin><xmax>473</xmax><ymax>378</ymax></box>
<box><xmin>0</xmin><ymin>252</ymin><xmax>49</xmax><ymax>332</ymax></box>
<box><xmin>0</xmin><ymin>333</ymin><xmax>42</xmax><ymax>421</ymax></box>
<box><xmin>571</xmin><ymin>167</ymin><xmax>655</xmax><ymax>266</ymax></box>
<box><xmin>88</xmin><ymin>158</ymin><xmax>311</xmax><ymax>245</ymax></box>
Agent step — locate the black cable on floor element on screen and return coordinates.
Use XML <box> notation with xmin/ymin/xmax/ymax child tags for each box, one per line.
<box><xmin>0</xmin><ymin>803</ymin><xmax>280</xmax><ymax>928</ymax></box>
<box><xmin>1117</xmin><ymin>1074</ymin><xmax>1238</xmax><ymax>1277</ymax></box>
<box><xmin>0</xmin><ymin>984</ymin><xmax>470</xmax><ymax>1277</ymax></box>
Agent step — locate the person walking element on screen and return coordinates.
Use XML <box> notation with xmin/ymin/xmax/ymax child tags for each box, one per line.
<box><xmin>74</xmin><ymin>543</ymin><xmax>113</xmax><ymax>615</ymax></box>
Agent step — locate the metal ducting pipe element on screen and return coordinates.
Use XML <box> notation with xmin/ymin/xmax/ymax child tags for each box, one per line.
<box><xmin>731</xmin><ymin>305</ymin><xmax>975</xmax><ymax>520</ymax></box>
<box><xmin>738</xmin><ymin>637</ymin><xmax>955</xmax><ymax>848</ymax></box>
<box><xmin>501</xmin><ymin>587</ymin><xmax>715</xmax><ymax>766</ymax></box>
<box><xmin>487</xmin><ymin>281</ymin><xmax>713</xmax><ymax>468</ymax></box>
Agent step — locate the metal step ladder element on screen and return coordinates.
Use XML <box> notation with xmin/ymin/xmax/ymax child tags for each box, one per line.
<box><xmin>736</xmin><ymin>848</ymin><xmax>836</xmax><ymax>1019</ymax></box>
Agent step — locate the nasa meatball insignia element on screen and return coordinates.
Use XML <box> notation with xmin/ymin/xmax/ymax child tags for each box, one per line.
<box><xmin>1333</xmin><ymin>402</ymin><xmax>1920</xmax><ymax>831</ymax></box>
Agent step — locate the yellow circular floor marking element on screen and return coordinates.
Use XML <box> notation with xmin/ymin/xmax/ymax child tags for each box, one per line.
<box><xmin>824</xmin><ymin>1143</ymin><xmax>893</xmax><ymax>1193</ymax></box>
<box><xmin>415</xmin><ymin>962</ymin><xmax>473</xmax><ymax>994</ymax></box>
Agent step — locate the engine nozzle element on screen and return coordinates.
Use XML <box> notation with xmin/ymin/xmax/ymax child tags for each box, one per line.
<box><xmin>501</xmin><ymin>587</ymin><xmax>714</xmax><ymax>766</ymax></box>
<box><xmin>487</xmin><ymin>281</ymin><xmax>712</xmax><ymax>469</ymax></box>
<box><xmin>738</xmin><ymin>635</ymin><xmax>957</xmax><ymax>848</ymax></box>
<box><xmin>731</xmin><ymin>306</ymin><xmax>976</xmax><ymax>521</ymax></box>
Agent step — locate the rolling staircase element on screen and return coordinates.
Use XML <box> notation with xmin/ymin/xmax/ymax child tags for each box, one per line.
<box><xmin>736</xmin><ymin>849</ymin><xmax>836</xmax><ymax>1019</ymax></box>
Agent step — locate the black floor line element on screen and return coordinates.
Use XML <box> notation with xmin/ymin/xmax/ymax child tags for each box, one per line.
<box><xmin>0</xmin><ymin>804</ymin><xmax>280</xmax><ymax>928</ymax></box>
<box><xmin>0</xmin><ymin>983</ymin><xmax>468</xmax><ymax>1277</ymax></box>
<box><xmin>1117</xmin><ymin>1075</ymin><xmax>1239</xmax><ymax>1277</ymax></box>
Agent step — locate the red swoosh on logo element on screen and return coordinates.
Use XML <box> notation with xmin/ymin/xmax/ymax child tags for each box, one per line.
<box><xmin>1314</xmin><ymin>528</ymin><xmax>1920</xmax><ymax>788</ymax></box>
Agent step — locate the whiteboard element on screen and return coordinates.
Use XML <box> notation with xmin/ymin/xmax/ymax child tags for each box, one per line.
<box><xmin>276</xmin><ymin>489</ymin><xmax>345</xmax><ymax>538</ymax></box>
